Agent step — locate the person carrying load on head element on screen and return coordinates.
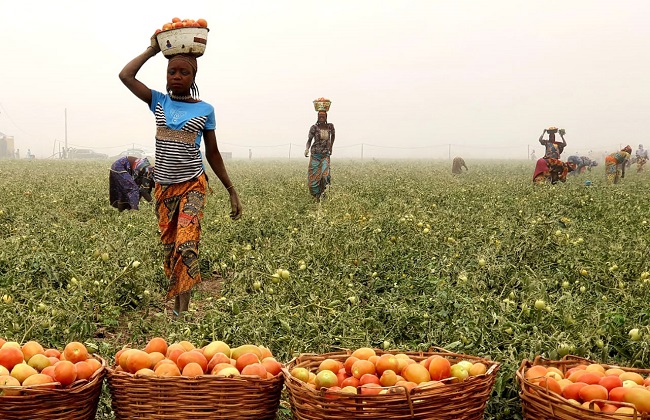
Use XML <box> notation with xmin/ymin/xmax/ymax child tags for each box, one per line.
<box><xmin>305</xmin><ymin>98</ymin><xmax>335</xmax><ymax>202</ymax></box>
<box><xmin>539</xmin><ymin>127</ymin><xmax>567</xmax><ymax>159</ymax></box>
<box><xmin>119</xmin><ymin>29</ymin><xmax>242</xmax><ymax>316</ymax></box>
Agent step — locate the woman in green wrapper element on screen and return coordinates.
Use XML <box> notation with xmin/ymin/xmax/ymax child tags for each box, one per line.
<box><xmin>305</xmin><ymin>99</ymin><xmax>335</xmax><ymax>202</ymax></box>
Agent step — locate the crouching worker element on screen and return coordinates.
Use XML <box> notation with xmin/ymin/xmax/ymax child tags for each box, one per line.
<box><xmin>109</xmin><ymin>156</ymin><xmax>155</xmax><ymax>211</ymax></box>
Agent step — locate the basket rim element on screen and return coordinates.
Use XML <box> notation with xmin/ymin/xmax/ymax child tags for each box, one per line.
<box><xmin>106</xmin><ymin>364</ymin><xmax>284</xmax><ymax>384</ymax></box>
<box><xmin>286</xmin><ymin>347</ymin><xmax>500</xmax><ymax>367</ymax></box>
<box><xmin>157</xmin><ymin>27</ymin><xmax>210</xmax><ymax>35</ymax></box>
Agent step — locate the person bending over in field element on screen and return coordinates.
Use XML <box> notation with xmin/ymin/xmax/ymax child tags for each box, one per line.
<box><xmin>119</xmin><ymin>35</ymin><xmax>242</xmax><ymax>316</ymax></box>
<box><xmin>539</xmin><ymin>127</ymin><xmax>567</xmax><ymax>159</ymax></box>
<box><xmin>605</xmin><ymin>145</ymin><xmax>632</xmax><ymax>184</ymax></box>
<box><xmin>305</xmin><ymin>110</ymin><xmax>335</xmax><ymax>202</ymax></box>
<box><xmin>566</xmin><ymin>155</ymin><xmax>596</xmax><ymax>175</ymax></box>
<box><xmin>636</xmin><ymin>144</ymin><xmax>648</xmax><ymax>173</ymax></box>
<box><xmin>533</xmin><ymin>158</ymin><xmax>576</xmax><ymax>184</ymax></box>
<box><xmin>109</xmin><ymin>156</ymin><xmax>154</xmax><ymax>211</ymax></box>
<box><xmin>451</xmin><ymin>157</ymin><xmax>468</xmax><ymax>174</ymax></box>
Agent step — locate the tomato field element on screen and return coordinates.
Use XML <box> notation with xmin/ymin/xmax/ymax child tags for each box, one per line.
<box><xmin>0</xmin><ymin>159</ymin><xmax>649</xmax><ymax>419</ymax></box>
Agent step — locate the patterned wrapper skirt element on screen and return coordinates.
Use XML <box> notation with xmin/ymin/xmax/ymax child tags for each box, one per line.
<box><xmin>605</xmin><ymin>156</ymin><xmax>620</xmax><ymax>183</ymax></box>
<box><xmin>308</xmin><ymin>153</ymin><xmax>331</xmax><ymax>198</ymax></box>
<box><xmin>532</xmin><ymin>158</ymin><xmax>550</xmax><ymax>184</ymax></box>
<box><xmin>155</xmin><ymin>174</ymin><xmax>207</xmax><ymax>299</ymax></box>
<box><xmin>109</xmin><ymin>157</ymin><xmax>140</xmax><ymax>210</ymax></box>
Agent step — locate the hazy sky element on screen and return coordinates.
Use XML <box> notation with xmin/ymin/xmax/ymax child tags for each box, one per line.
<box><xmin>2</xmin><ymin>0</ymin><xmax>650</xmax><ymax>159</ymax></box>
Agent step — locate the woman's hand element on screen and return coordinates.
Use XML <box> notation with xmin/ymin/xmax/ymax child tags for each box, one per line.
<box><xmin>150</xmin><ymin>33</ymin><xmax>161</xmax><ymax>54</ymax></box>
<box><xmin>304</xmin><ymin>149</ymin><xmax>309</xmax><ymax>157</ymax></box>
<box><xmin>228</xmin><ymin>190</ymin><xmax>242</xmax><ymax>220</ymax></box>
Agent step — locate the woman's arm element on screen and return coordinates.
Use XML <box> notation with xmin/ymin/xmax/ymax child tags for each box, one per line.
<box><xmin>329</xmin><ymin>124</ymin><xmax>335</xmax><ymax>154</ymax></box>
<box><xmin>118</xmin><ymin>36</ymin><xmax>160</xmax><ymax>105</ymax></box>
<box><xmin>204</xmin><ymin>130</ymin><xmax>242</xmax><ymax>220</ymax></box>
<box><xmin>305</xmin><ymin>126</ymin><xmax>314</xmax><ymax>157</ymax></box>
<box><xmin>538</xmin><ymin>129</ymin><xmax>546</xmax><ymax>144</ymax></box>
<box><xmin>621</xmin><ymin>156</ymin><xmax>628</xmax><ymax>178</ymax></box>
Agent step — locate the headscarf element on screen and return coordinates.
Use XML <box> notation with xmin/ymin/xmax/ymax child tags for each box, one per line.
<box><xmin>168</xmin><ymin>54</ymin><xmax>198</xmax><ymax>75</ymax></box>
<box><xmin>167</xmin><ymin>55</ymin><xmax>200</xmax><ymax>99</ymax></box>
<box><xmin>134</xmin><ymin>158</ymin><xmax>151</xmax><ymax>175</ymax></box>
<box><xmin>623</xmin><ymin>145</ymin><xmax>632</xmax><ymax>154</ymax></box>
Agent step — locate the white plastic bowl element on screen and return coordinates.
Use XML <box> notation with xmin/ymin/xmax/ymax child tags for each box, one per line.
<box><xmin>157</xmin><ymin>27</ymin><xmax>209</xmax><ymax>58</ymax></box>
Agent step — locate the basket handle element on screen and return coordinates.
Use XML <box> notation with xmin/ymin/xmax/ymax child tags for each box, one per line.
<box><xmin>397</xmin><ymin>385</ymin><xmax>416</xmax><ymax>418</ymax></box>
<box><xmin>531</xmin><ymin>355</ymin><xmax>551</xmax><ymax>365</ymax></box>
<box><xmin>427</xmin><ymin>346</ymin><xmax>453</xmax><ymax>354</ymax></box>
<box><xmin>561</xmin><ymin>354</ymin><xmax>593</xmax><ymax>363</ymax></box>
<box><xmin>589</xmin><ymin>399</ymin><xmax>639</xmax><ymax>418</ymax></box>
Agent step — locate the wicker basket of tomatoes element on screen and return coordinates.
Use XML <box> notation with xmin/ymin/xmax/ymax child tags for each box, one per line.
<box><xmin>106</xmin><ymin>339</ymin><xmax>285</xmax><ymax>419</ymax></box>
<box><xmin>517</xmin><ymin>354</ymin><xmax>650</xmax><ymax>419</ymax></box>
<box><xmin>0</xmin><ymin>340</ymin><xmax>106</xmax><ymax>420</ymax></box>
<box><xmin>282</xmin><ymin>346</ymin><xmax>499</xmax><ymax>420</ymax></box>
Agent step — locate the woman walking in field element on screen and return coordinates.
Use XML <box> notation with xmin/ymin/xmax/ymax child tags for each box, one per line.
<box><xmin>119</xmin><ymin>35</ymin><xmax>242</xmax><ymax>316</ymax></box>
<box><xmin>109</xmin><ymin>156</ymin><xmax>154</xmax><ymax>211</ymax></box>
<box><xmin>605</xmin><ymin>145</ymin><xmax>632</xmax><ymax>184</ymax></box>
<box><xmin>305</xmin><ymin>99</ymin><xmax>335</xmax><ymax>202</ymax></box>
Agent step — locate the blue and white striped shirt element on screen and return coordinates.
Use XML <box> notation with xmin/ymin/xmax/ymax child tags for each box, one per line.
<box><xmin>149</xmin><ymin>90</ymin><xmax>216</xmax><ymax>185</ymax></box>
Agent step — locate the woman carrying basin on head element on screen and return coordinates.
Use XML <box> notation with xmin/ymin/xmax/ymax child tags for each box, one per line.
<box><xmin>305</xmin><ymin>98</ymin><xmax>335</xmax><ymax>202</ymax></box>
<box><xmin>118</xmin><ymin>33</ymin><xmax>242</xmax><ymax>316</ymax></box>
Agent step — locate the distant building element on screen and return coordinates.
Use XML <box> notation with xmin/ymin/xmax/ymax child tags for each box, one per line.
<box><xmin>0</xmin><ymin>131</ymin><xmax>15</xmax><ymax>159</ymax></box>
<box><xmin>67</xmin><ymin>148</ymin><xmax>108</xmax><ymax>159</ymax></box>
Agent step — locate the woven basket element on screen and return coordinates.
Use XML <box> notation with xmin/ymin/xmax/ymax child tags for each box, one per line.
<box><xmin>0</xmin><ymin>355</ymin><xmax>106</xmax><ymax>420</ymax></box>
<box><xmin>313</xmin><ymin>100</ymin><xmax>331</xmax><ymax>112</ymax></box>
<box><xmin>106</xmin><ymin>366</ymin><xmax>284</xmax><ymax>419</ymax></box>
<box><xmin>517</xmin><ymin>355</ymin><xmax>650</xmax><ymax>419</ymax></box>
<box><xmin>282</xmin><ymin>347</ymin><xmax>500</xmax><ymax>420</ymax></box>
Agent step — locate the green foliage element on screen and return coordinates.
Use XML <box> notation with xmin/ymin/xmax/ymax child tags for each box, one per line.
<box><xmin>0</xmin><ymin>159</ymin><xmax>649</xmax><ymax>419</ymax></box>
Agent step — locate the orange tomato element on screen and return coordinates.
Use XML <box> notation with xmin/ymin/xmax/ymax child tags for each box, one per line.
<box><xmin>63</xmin><ymin>342</ymin><xmax>88</xmax><ymax>364</ymax></box>
<box><xmin>318</xmin><ymin>358</ymin><xmax>342</xmax><ymax>374</ymax></box>
<box><xmin>578</xmin><ymin>384</ymin><xmax>608</xmax><ymax>402</ymax></box>
<box><xmin>351</xmin><ymin>359</ymin><xmax>376</xmax><ymax>379</ymax></box>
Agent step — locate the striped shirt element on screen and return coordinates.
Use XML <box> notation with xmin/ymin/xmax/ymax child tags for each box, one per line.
<box><xmin>149</xmin><ymin>90</ymin><xmax>216</xmax><ymax>185</ymax></box>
